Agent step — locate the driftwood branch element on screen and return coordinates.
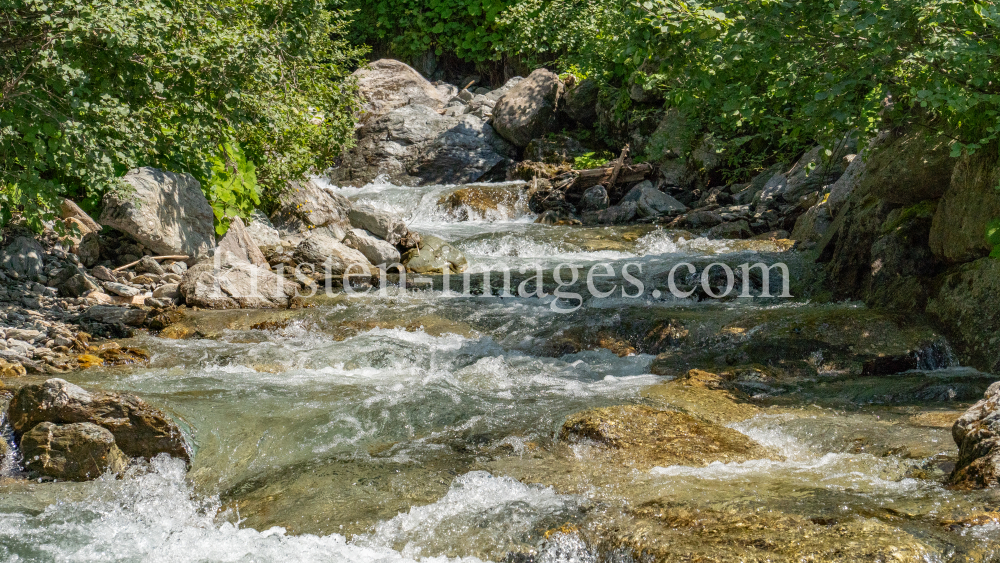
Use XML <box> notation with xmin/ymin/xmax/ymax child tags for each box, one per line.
<box><xmin>113</xmin><ymin>255</ymin><xmax>189</xmax><ymax>272</ymax></box>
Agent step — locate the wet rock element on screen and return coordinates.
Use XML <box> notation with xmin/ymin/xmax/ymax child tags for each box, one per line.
<box><xmin>948</xmin><ymin>382</ymin><xmax>1000</xmax><ymax>488</ymax></box>
<box><xmin>491</xmin><ymin>68</ymin><xmax>564</xmax><ymax>148</ymax></box>
<box><xmin>0</xmin><ymin>236</ymin><xmax>45</xmax><ymax>281</ymax></box>
<box><xmin>438</xmin><ymin>185</ymin><xmax>525</xmax><ymax>220</ymax></box>
<box><xmin>20</xmin><ymin>421</ymin><xmax>128</xmax><ymax>481</ymax></box>
<box><xmin>582</xmin><ymin>202</ymin><xmax>638</xmax><ymax>226</ymax></box>
<box><xmin>559</xmin><ymin>404</ymin><xmax>779</xmax><ymax>470</ymax></box>
<box><xmin>620</xmin><ymin>182</ymin><xmax>687</xmax><ymax>218</ymax></box>
<box><xmin>643</xmin><ymin>369</ymin><xmax>761</xmax><ymax>425</ymax></box>
<box><xmin>245</xmin><ymin>210</ymin><xmax>281</xmax><ymax>250</ymax></box>
<box><xmin>671</xmin><ymin>209</ymin><xmax>724</xmax><ymax>230</ymax></box>
<box><xmin>707</xmin><ymin>220</ymin><xmax>753</xmax><ymax>240</ymax></box>
<box><xmin>535</xmin><ymin>209</ymin><xmax>581</xmax><ymax>226</ymax></box>
<box><xmin>348</xmin><ymin>204</ymin><xmax>410</xmax><ymax>247</ymax></box>
<box><xmin>293</xmin><ymin>228</ymin><xmax>375</xmax><ymax>276</ymax></box>
<box><xmin>270</xmin><ymin>179</ymin><xmax>352</xmax><ymax>239</ymax></box>
<box><xmin>401</xmin><ymin>234</ymin><xmax>468</xmax><ymax>274</ymax></box>
<box><xmin>344</xmin><ymin>229</ymin><xmax>400</xmax><ymax>266</ymax></box>
<box><xmin>8</xmin><ymin>378</ymin><xmax>189</xmax><ymax>462</ymax></box>
<box><xmin>927</xmin><ymin>258</ymin><xmax>1000</xmax><ymax>373</ymax></box>
<box><xmin>100</xmin><ymin>167</ymin><xmax>216</xmax><ymax>261</ymax></box>
<box><xmin>929</xmin><ymin>143</ymin><xmax>1000</xmax><ymax>263</ymax></box>
<box><xmin>216</xmin><ymin>216</ymin><xmax>268</xmax><ymax>267</ymax></box>
<box><xmin>563</xmin><ymin>78</ymin><xmax>599</xmax><ymax>124</ymax></box>
<box><xmin>0</xmin><ymin>359</ymin><xmax>26</xmax><ymax>377</ymax></box>
<box><xmin>579</xmin><ymin>185</ymin><xmax>609</xmax><ymax>212</ymax></box>
<box><xmin>353</xmin><ymin>59</ymin><xmax>449</xmax><ymax>123</ymax></box>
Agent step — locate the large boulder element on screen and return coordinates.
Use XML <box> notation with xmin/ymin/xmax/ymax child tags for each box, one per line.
<box><xmin>348</xmin><ymin>204</ymin><xmax>410</xmax><ymax>246</ymax></box>
<box><xmin>8</xmin><ymin>379</ymin><xmax>189</xmax><ymax>462</ymax></box>
<box><xmin>344</xmin><ymin>229</ymin><xmax>400</xmax><ymax>266</ymax></box>
<box><xmin>180</xmin><ymin>256</ymin><xmax>296</xmax><ymax>309</ymax></box>
<box><xmin>293</xmin><ymin>228</ymin><xmax>375</xmax><ymax>276</ymax></box>
<box><xmin>353</xmin><ymin>59</ymin><xmax>450</xmax><ymax>123</ymax></box>
<box><xmin>0</xmin><ymin>236</ymin><xmax>45</xmax><ymax>281</ymax></box>
<box><xmin>926</xmin><ymin>258</ymin><xmax>1000</xmax><ymax>373</ymax></box>
<box><xmin>491</xmin><ymin>68</ymin><xmax>564</xmax><ymax>148</ymax></box>
<box><xmin>563</xmin><ymin>78</ymin><xmax>600</xmax><ymax>124</ymax></box>
<box><xmin>330</xmin><ymin>104</ymin><xmax>515</xmax><ymax>186</ymax></box>
<box><xmin>215</xmin><ymin>216</ymin><xmax>267</xmax><ymax>267</ymax></box>
<box><xmin>20</xmin><ymin>421</ymin><xmax>128</xmax><ymax>481</ymax></box>
<box><xmin>929</xmin><ymin>145</ymin><xmax>1000</xmax><ymax>263</ymax></box>
<box><xmin>864</xmin><ymin>201</ymin><xmax>940</xmax><ymax>311</ymax></box>
<box><xmin>855</xmin><ymin>127</ymin><xmax>957</xmax><ymax>206</ymax></box>
<box><xmin>100</xmin><ymin>167</ymin><xmax>216</xmax><ymax>261</ymax></box>
<box><xmin>827</xmin><ymin>153</ymin><xmax>865</xmax><ymax>213</ymax></box>
<box><xmin>270</xmin><ymin>179</ymin><xmax>352</xmax><ymax>239</ymax></box>
<box><xmin>401</xmin><ymin>234</ymin><xmax>468</xmax><ymax>274</ymax></box>
<box><xmin>244</xmin><ymin>210</ymin><xmax>281</xmax><ymax>251</ymax></box>
<box><xmin>948</xmin><ymin>382</ymin><xmax>1000</xmax><ymax>489</ymax></box>
<box><xmin>758</xmin><ymin>141</ymin><xmax>856</xmax><ymax>211</ymax></box>
<box><xmin>620</xmin><ymin>182</ymin><xmax>687</xmax><ymax>218</ymax></box>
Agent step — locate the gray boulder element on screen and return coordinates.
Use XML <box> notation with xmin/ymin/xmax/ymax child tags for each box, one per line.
<box><xmin>180</xmin><ymin>256</ymin><xmax>296</xmax><ymax>309</ymax></box>
<box><xmin>580</xmin><ymin>185</ymin><xmax>610</xmax><ymax>212</ymax></box>
<box><xmin>21</xmin><ymin>422</ymin><xmax>128</xmax><ymax>481</ymax></box>
<box><xmin>8</xmin><ymin>378</ymin><xmax>189</xmax><ymax>462</ymax></box>
<box><xmin>582</xmin><ymin>202</ymin><xmax>639</xmax><ymax>226</ymax></box>
<box><xmin>270</xmin><ymin>179</ymin><xmax>352</xmax><ymax>239</ymax></box>
<box><xmin>948</xmin><ymin>382</ymin><xmax>1000</xmax><ymax>488</ymax></box>
<box><xmin>344</xmin><ymin>229</ymin><xmax>401</xmax><ymax>266</ymax></box>
<box><xmin>331</xmin><ymin>104</ymin><xmax>515</xmax><ymax>186</ymax></box>
<box><xmin>621</xmin><ymin>182</ymin><xmax>688</xmax><ymax>218</ymax></box>
<box><xmin>826</xmin><ymin>154</ymin><xmax>865</xmax><ymax>213</ymax></box>
<box><xmin>564</xmin><ymin>78</ymin><xmax>600</xmax><ymax>124</ymax></box>
<box><xmin>491</xmin><ymin>69</ymin><xmax>564</xmax><ymax>148</ymax></box>
<box><xmin>216</xmin><ymin>216</ymin><xmax>268</xmax><ymax>267</ymax></box>
<box><xmin>245</xmin><ymin>210</ymin><xmax>281</xmax><ymax>250</ymax></box>
<box><xmin>354</xmin><ymin>59</ymin><xmax>450</xmax><ymax>123</ymax></box>
<box><xmin>348</xmin><ymin>204</ymin><xmax>410</xmax><ymax>246</ymax></box>
<box><xmin>80</xmin><ymin>305</ymin><xmax>147</xmax><ymax>327</ymax></box>
<box><xmin>401</xmin><ymin>235</ymin><xmax>468</xmax><ymax>274</ymax></box>
<box><xmin>0</xmin><ymin>236</ymin><xmax>45</xmax><ymax>281</ymax></box>
<box><xmin>293</xmin><ymin>228</ymin><xmax>375</xmax><ymax>277</ymax></box>
<box><xmin>100</xmin><ymin>167</ymin><xmax>216</xmax><ymax>261</ymax></box>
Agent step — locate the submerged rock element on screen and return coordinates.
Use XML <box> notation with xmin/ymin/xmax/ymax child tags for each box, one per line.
<box><xmin>559</xmin><ymin>404</ymin><xmax>779</xmax><ymax>470</ymax></box>
<box><xmin>20</xmin><ymin>421</ymin><xmax>128</xmax><ymax>481</ymax></box>
<box><xmin>7</xmin><ymin>378</ymin><xmax>189</xmax><ymax>463</ymax></box>
<box><xmin>401</xmin><ymin>234</ymin><xmax>468</xmax><ymax>274</ymax></box>
<box><xmin>437</xmin><ymin>185</ymin><xmax>525</xmax><ymax>220</ymax></box>
<box><xmin>100</xmin><ymin>167</ymin><xmax>216</xmax><ymax>261</ymax></box>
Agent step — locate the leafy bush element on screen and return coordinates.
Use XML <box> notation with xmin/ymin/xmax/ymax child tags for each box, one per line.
<box><xmin>0</xmin><ymin>0</ymin><xmax>364</xmax><ymax>230</ymax></box>
<box><xmin>201</xmin><ymin>144</ymin><xmax>260</xmax><ymax>236</ymax></box>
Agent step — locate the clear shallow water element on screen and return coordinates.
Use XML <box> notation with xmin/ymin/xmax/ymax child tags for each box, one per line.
<box><xmin>1</xmin><ymin>177</ymin><xmax>998</xmax><ymax>561</ymax></box>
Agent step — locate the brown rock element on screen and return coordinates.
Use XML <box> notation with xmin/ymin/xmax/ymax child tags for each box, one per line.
<box><xmin>20</xmin><ymin>421</ymin><xmax>128</xmax><ymax>481</ymax></box>
<box><xmin>8</xmin><ymin>378</ymin><xmax>189</xmax><ymax>463</ymax></box>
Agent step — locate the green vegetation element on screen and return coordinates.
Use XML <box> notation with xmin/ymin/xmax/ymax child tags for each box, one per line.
<box><xmin>573</xmin><ymin>152</ymin><xmax>612</xmax><ymax>169</ymax></box>
<box><xmin>0</xmin><ymin>0</ymin><xmax>364</xmax><ymax>231</ymax></box>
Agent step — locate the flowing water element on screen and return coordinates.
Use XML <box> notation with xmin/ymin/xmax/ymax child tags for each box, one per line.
<box><xmin>1</xmin><ymin>177</ymin><xmax>999</xmax><ymax>562</ymax></box>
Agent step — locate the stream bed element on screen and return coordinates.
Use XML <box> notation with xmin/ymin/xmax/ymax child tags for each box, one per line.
<box><xmin>2</xmin><ymin>178</ymin><xmax>999</xmax><ymax>562</ymax></box>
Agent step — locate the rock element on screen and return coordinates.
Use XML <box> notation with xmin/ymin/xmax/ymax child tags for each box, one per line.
<box><xmin>344</xmin><ymin>229</ymin><xmax>401</xmax><ymax>266</ymax></box>
<box><xmin>484</xmin><ymin>77</ymin><xmax>523</xmax><ymax>103</ymax></box>
<box><xmin>20</xmin><ymin>422</ymin><xmax>128</xmax><ymax>481</ymax></box>
<box><xmin>60</xmin><ymin>199</ymin><xmax>102</xmax><ymax>233</ymax></box>
<box><xmin>331</xmin><ymin>105</ymin><xmax>515</xmax><ymax>186</ymax></box>
<box><xmin>135</xmin><ymin>255</ymin><xmax>166</xmax><ymax>275</ymax></box>
<box><xmin>929</xmin><ymin>144</ymin><xmax>1000</xmax><ymax>263</ymax></box>
<box><xmin>646</xmin><ymin>108</ymin><xmax>693</xmax><ymax>188</ymax></box>
<box><xmin>152</xmin><ymin>283</ymin><xmax>181</xmax><ymax>301</ymax></box>
<box><xmin>245</xmin><ymin>210</ymin><xmax>281</xmax><ymax>250</ymax></box>
<box><xmin>563</xmin><ymin>78</ymin><xmax>600</xmax><ymax>124</ymax></box>
<box><xmin>582</xmin><ymin>202</ymin><xmax>639</xmax><ymax>226</ymax></box>
<box><xmin>865</xmin><ymin>201</ymin><xmax>940</xmax><ymax>310</ymax></box>
<box><xmin>216</xmin><ymin>216</ymin><xmax>268</xmax><ymax>267</ymax></box>
<box><xmin>927</xmin><ymin>258</ymin><xmax>1000</xmax><ymax>373</ymax></box>
<box><xmin>856</xmin><ymin>127</ymin><xmax>957</xmax><ymax>206</ymax></box>
<box><xmin>270</xmin><ymin>179</ymin><xmax>352</xmax><ymax>239</ymax></box>
<box><xmin>102</xmin><ymin>281</ymin><xmax>141</xmax><ymax>298</ymax></box>
<box><xmin>824</xmin><ymin>196</ymin><xmax>895</xmax><ymax>299</ymax></box>
<box><xmin>100</xmin><ymin>167</ymin><xmax>216</xmax><ymax>261</ymax></box>
<box><xmin>72</xmin><ymin>232</ymin><xmax>101</xmax><ymax>267</ymax></box>
<box><xmin>559</xmin><ymin>404</ymin><xmax>779</xmax><ymax>470</ymax></box>
<box><xmin>90</xmin><ymin>265</ymin><xmax>116</xmax><ymax>282</ymax></box>
<box><xmin>401</xmin><ymin>234</ymin><xmax>468</xmax><ymax>274</ymax></box>
<box><xmin>826</xmin><ymin>153</ymin><xmax>864</xmax><ymax>213</ymax></box>
<box><xmin>689</xmin><ymin>134</ymin><xmax>724</xmax><ymax>187</ymax></box>
<box><xmin>180</xmin><ymin>251</ymin><xmax>296</xmax><ymax>309</ymax></box>
<box><xmin>643</xmin><ymin>369</ymin><xmax>761</xmax><ymax>425</ymax></box>
<box><xmin>437</xmin><ymin>185</ymin><xmax>525</xmax><ymax>220</ymax></box>
<box><xmin>80</xmin><ymin>305</ymin><xmax>147</xmax><ymax>327</ymax></box>
<box><xmin>580</xmin><ymin>185</ymin><xmax>610</xmax><ymax>212</ymax></box>
<box><xmin>523</xmin><ymin>135</ymin><xmax>585</xmax><ymax>165</ymax></box>
<box><xmin>293</xmin><ymin>228</ymin><xmax>375</xmax><ymax>277</ymax></box>
<box><xmin>620</xmin><ymin>182</ymin><xmax>687</xmax><ymax>218</ymax></box>
<box><xmin>0</xmin><ymin>236</ymin><xmax>45</xmax><ymax>280</ymax></box>
<box><xmin>535</xmin><ymin>209</ymin><xmax>581</xmax><ymax>226</ymax></box>
<box><xmin>759</xmin><ymin>142</ymin><xmax>856</xmax><ymax>210</ymax></box>
<box><xmin>353</xmin><ymin>59</ymin><xmax>449</xmax><ymax>122</ymax></box>
<box><xmin>348</xmin><ymin>204</ymin><xmax>410</xmax><ymax>246</ymax></box>
<box><xmin>948</xmin><ymin>382</ymin><xmax>1000</xmax><ymax>488</ymax></box>
<box><xmin>707</xmin><ymin>220</ymin><xmax>753</xmax><ymax>239</ymax></box>
<box><xmin>791</xmin><ymin>200</ymin><xmax>833</xmax><ymax>243</ymax></box>
<box><xmin>51</xmin><ymin>264</ymin><xmax>100</xmax><ymax>298</ymax></box>
<box><xmin>0</xmin><ymin>359</ymin><xmax>26</xmax><ymax>377</ymax></box>
<box><xmin>671</xmin><ymin>209</ymin><xmax>725</xmax><ymax>230</ymax></box>
<box><xmin>8</xmin><ymin>379</ymin><xmax>189</xmax><ymax>462</ymax></box>
<box><xmin>491</xmin><ymin>68</ymin><xmax>564</xmax><ymax>148</ymax></box>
